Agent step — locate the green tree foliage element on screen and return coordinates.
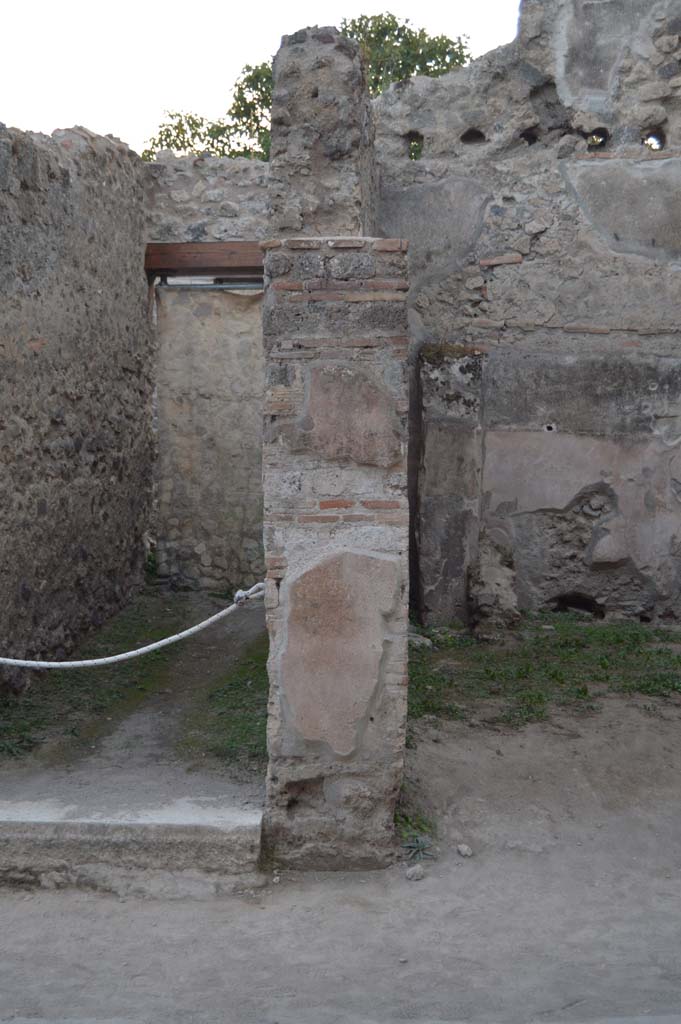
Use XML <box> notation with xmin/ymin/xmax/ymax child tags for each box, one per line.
<box><xmin>341</xmin><ymin>13</ymin><xmax>469</xmax><ymax>96</ymax></box>
<box><xmin>142</xmin><ymin>14</ymin><xmax>469</xmax><ymax>161</ymax></box>
<box><xmin>141</xmin><ymin>63</ymin><xmax>272</xmax><ymax>161</ymax></box>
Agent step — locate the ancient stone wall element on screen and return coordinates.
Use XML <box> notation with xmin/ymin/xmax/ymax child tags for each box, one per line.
<box><xmin>144</xmin><ymin>152</ymin><xmax>269</xmax><ymax>242</ymax></box>
<box><xmin>260</xmin><ymin>237</ymin><xmax>409</xmax><ymax>866</ymax></box>
<box><xmin>154</xmin><ymin>286</ymin><xmax>265</xmax><ymax>592</ymax></box>
<box><xmin>0</xmin><ymin>126</ymin><xmax>152</xmax><ymax>684</ymax></box>
<box><xmin>269</xmin><ymin>27</ymin><xmax>377</xmax><ymax>236</ymax></box>
<box><xmin>372</xmin><ymin>0</ymin><xmax>681</xmax><ymax>623</ymax></box>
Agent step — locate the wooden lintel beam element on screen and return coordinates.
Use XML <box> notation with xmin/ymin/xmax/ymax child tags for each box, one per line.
<box><xmin>145</xmin><ymin>241</ymin><xmax>263</xmax><ymax>278</ymax></box>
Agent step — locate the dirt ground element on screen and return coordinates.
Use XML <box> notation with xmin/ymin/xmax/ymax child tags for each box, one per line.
<box><xmin>3</xmin><ymin>694</ymin><xmax>681</xmax><ymax>1023</ymax></box>
<box><xmin>0</xmin><ymin>596</ymin><xmax>267</xmax><ymax>840</ymax></box>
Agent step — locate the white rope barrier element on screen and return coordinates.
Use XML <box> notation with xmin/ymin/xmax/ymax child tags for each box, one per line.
<box><xmin>0</xmin><ymin>582</ymin><xmax>265</xmax><ymax>671</ymax></box>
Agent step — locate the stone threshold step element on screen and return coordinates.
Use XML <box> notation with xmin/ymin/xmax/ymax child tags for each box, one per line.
<box><xmin>0</xmin><ymin>812</ymin><xmax>265</xmax><ymax>898</ymax></box>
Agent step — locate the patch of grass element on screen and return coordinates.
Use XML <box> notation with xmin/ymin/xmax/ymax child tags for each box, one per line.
<box><xmin>408</xmin><ymin>612</ymin><xmax>681</xmax><ymax>730</ymax></box>
<box><xmin>179</xmin><ymin>634</ymin><xmax>269</xmax><ymax>765</ymax></box>
<box><xmin>395</xmin><ymin>806</ymin><xmax>436</xmax><ymax>842</ymax></box>
<box><xmin>408</xmin><ymin>649</ymin><xmax>466</xmax><ymax>721</ymax></box>
<box><xmin>0</xmin><ymin>592</ymin><xmax>189</xmax><ymax>761</ymax></box>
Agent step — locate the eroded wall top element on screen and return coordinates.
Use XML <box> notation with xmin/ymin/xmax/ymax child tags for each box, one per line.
<box><xmin>373</xmin><ymin>0</ymin><xmax>681</xmax><ymax>348</ymax></box>
<box><xmin>268</xmin><ymin>26</ymin><xmax>378</xmax><ymax>236</ymax></box>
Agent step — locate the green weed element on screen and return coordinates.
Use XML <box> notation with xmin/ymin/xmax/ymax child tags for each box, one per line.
<box><xmin>408</xmin><ymin>612</ymin><xmax>681</xmax><ymax>730</ymax></box>
<box><xmin>395</xmin><ymin>807</ymin><xmax>436</xmax><ymax>841</ymax></box>
<box><xmin>179</xmin><ymin>634</ymin><xmax>269</xmax><ymax>764</ymax></box>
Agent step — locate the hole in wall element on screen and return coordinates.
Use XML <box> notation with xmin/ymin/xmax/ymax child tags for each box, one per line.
<box><xmin>643</xmin><ymin>128</ymin><xmax>666</xmax><ymax>151</ymax></box>
<box><xmin>520</xmin><ymin>127</ymin><xmax>540</xmax><ymax>146</ymax></box>
<box><xmin>310</xmin><ymin>86</ymin><xmax>319</xmax><ymax>98</ymax></box>
<box><xmin>552</xmin><ymin>593</ymin><xmax>606</xmax><ymax>619</ymax></box>
<box><xmin>404</xmin><ymin>131</ymin><xmax>424</xmax><ymax>160</ymax></box>
<box><xmin>460</xmin><ymin>128</ymin><xmax>486</xmax><ymax>145</ymax></box>
<box><xmin>530</xmin><ymin>79</ymin><xmax>572</xmax><ymax>133</ymax></box>
<box><xmin>586</xmin><ymin>127</ymin><xmax>609</xmax><ymax>150</ymax></box>
<box><xmin>544</xmin><ymin>423</ymin><xmax>556</xmax><ymax>432</ymax></box>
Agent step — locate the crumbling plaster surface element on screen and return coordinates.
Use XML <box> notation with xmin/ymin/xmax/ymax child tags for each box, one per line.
<box><xmin>482</xmin><ymin>352</ymin><xmax>681</xmax><ymax>620</ymax></box>
<box><xmin>0</xmin><ymin>126</ymin><xmax>152</xmax><ymax>684</ymax></box>
<box><xmin>370</xmin><ymin>0</ymin><xmax>681</xmax><ymax>623</ymax></box>
<box><xmin>153</xmin><ymin>287</ymin><xmax>265</xmax><ymax>592</ymax></box>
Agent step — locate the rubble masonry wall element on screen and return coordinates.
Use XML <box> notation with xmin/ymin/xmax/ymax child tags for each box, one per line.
<box><xmin>0</xmin><ymin>126</ymin><xmax>152</xmax><ymax>683</ymax></box>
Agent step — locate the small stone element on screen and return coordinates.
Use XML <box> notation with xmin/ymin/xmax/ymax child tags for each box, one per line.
<box><xmin>405</xmin><ymin>863</ymin><xmax>425</xmax><ymax>881</ymax></box>
<box><xmin>513</xmin><ymin>235</ymin><xmax>532</xmax><ymax>255</ymax></box>
<box><xmin>398</xmin><ymin>957</ymin><xmax>409</xmax><ymax>964</ymax></box>
<box><xmin>457</xmin><ymin>843</ymin><xmax>474</xmax><ymax>858</ymax></box>
<box><xmin>639</xmin><ymin>82</ymin><xmax>673</xmax><ymax>101</ymax></box>
<box><xmin>654</xmin><ymin>33</ymin><xmax>679</xmax><ymax>53</ymax></box>
<box><xmin>525</xmin><ymin>217</ymin><xmax>550</xmax><ymax>236</ymax></box>
<box><xmin>556</xmin><ymin>135</ymin><xmax>578</xmax><ymax>159</ymax></box>
<box><xmin>408</xmin><ymin>634</ymin><xmax>433</xmax><ymax>650</ymax></box>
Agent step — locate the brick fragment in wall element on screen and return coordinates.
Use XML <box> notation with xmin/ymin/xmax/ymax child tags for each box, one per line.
<box><xmin>261</xmin><ymin>238</ymin><xmax>409</xmax><ymax>868</ymax></box>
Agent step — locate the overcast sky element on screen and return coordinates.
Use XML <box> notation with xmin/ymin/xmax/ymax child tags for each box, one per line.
<box><xmin>2</xmin><ymin>0</ymin><xmax>521</xmax><ymax>155</ymax></box>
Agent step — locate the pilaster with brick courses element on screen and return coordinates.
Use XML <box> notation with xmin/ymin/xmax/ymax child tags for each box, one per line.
<box><xmin>260</xmin><ymin>237</ymin><xmax>410</xmax><ymax>867</ymax></box>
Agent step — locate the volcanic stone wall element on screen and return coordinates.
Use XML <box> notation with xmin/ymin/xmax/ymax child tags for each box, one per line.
<box><xmin>268</xmin><ymin>26</ymin><xmax>378</xmax><ymax>236</ymax></box>
<box><xmin>373</xmin><ymin>0</ymin><xmax>681</xmax><ymax>624</ymax></box>
<box><xmin>260</xmin><ymin>237</ymin><xmax>409</xmax><ymax>867</ymax></box>
<box><xmin>0</xmin><ymin>126</ymin><xmax>152</xmax><ymax>685</ymax></box>
<box><xmin>144</xmin><ymin>152</ymin><xmax>269</xmax><ymax>242</ymax></box>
